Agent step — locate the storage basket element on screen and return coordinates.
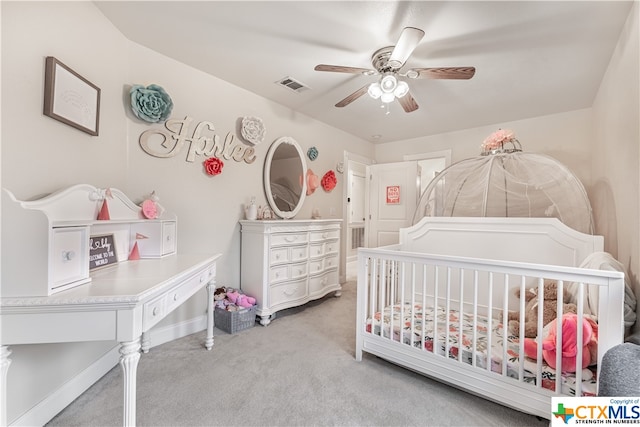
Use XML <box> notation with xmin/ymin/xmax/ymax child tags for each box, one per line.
<box><xmin>214</xmin><ymin>305</ymin><xmax>257</xmax><ymax>334</ymax></box>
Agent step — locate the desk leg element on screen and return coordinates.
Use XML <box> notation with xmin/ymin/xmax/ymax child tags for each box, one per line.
<box><xmin>119</xmin><ymin>338</ymin><xmax>141</xmax><ymax>427</ymax></box>
<box><xmin>1</xmin><ymin>346</ymin><xmax>11</xmax><ymax>427</ymax></box>
<box><xmin>205</xmin><ymin>282</ymin><xmax>215</xmax><ymax>350</ymax></box>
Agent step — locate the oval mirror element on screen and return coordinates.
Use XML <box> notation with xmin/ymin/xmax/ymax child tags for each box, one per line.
<box><xmin>264</xmin><ymin>136</ymin><xmax>307</xmax><ymax>219</ymax></box>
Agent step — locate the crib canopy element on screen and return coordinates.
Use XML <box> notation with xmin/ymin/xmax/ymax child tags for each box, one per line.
<box><xmin>412</xmin><ymin>138</ymin><xmax>594</xmax><ymax>235</ymax></box>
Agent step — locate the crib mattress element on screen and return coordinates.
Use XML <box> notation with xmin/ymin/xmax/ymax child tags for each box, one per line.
<box><xmin>365</xmin><ymin>302</ymin><xmax>596</xmax><ymax>396</ymax></box>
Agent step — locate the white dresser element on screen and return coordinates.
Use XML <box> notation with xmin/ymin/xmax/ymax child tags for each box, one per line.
<box><xmin>239</xmin><ymin>219</ymin><xmax>342</xmax><ymax>325</ymax></box>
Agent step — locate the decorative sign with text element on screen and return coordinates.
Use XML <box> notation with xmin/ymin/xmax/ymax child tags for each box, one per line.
<box><xmin>386</xmin><ymin>185</ymin><xmax>400</xmax><ymax>204</ymax></box>
<box><xmin>139</xmin><ymin>116</ymin><xmax>257</xmax><ymax>164</ymax></box>
<box><xmin>89</xmin><ymin>234</ymin><xmax>118</xmax><ymax>270</ymax></box>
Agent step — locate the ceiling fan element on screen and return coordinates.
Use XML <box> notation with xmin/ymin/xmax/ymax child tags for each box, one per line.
<box><xmin>314</xmin><ymin>27</ymin><xmax>475</xmax><ymax>113</ymax></box>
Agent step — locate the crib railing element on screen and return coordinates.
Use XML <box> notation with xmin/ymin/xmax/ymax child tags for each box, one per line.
<box><xmin>356</xmin><ymin>246</ymin><xmax>625</xmax><ymax>396</ymax></box>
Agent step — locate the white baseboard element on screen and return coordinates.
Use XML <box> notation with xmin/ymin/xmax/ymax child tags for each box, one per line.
<box><xmin>144</xmin><ymin>314</ymin><xmax>207</xmax><ymax>349</ymax></box>
<box><xmin>12</xmin><ymin>346</ymin><xmax>121</xmax><ymax>427</ymax></box>
<box><xmin>11</xmin><ymin>315</ymin><xmax>207</xmax><ymax>426</ymax></box>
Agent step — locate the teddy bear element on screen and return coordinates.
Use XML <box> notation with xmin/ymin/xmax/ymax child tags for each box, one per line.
<box><xmin>226</xmin><ymin>290</ymin><xmax>256</xmax><ymax>308</ymax></box>
<box><xmin>523</xmin><ymin>312</ymin><xmax>597</xmax><ymax>373</ymax></box>
<box><xmin>507</xmin><ymin>279</ymin><xmax>577</xmax><ymax>338</ymax></box>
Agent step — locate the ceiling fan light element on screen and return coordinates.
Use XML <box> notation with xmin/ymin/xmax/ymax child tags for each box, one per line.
<box><xmin>394</xmin><ymin>81</ymin><xmax>409</xmax><ymax>98</ymax></box>
<box><xmin>405</xmin><ymin>69</ymin><xmax>419</xmax><ymax>79</ymax></box>
<box><xmin>380</xmin><ymin>74</ymin><xmax>397</xmax><ymax>93</ymax></box>
<box><xmin>368</xmin><ymin>82</ymin><xmax>382</xmax><ymax>99</ymax></box>
<box><xmin>381</xmin><ymin>92</ymin><xmax>395</xmax><ymax>103</ymax></box>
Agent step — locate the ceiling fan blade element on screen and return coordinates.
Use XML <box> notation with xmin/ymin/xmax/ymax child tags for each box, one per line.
<box><xmin>397</xmin><ymin>92</ymin><xmax>419</xmax><ymax>113</ymax></box>
<box><xmin>335</xmin><ymin>85</ymin><xmax>369</xmax><ymax>108</ymax></box>
<box><xmin>410</xmin><ymin>67</ymin><xmax>476</xmax><ymax>80</ymax></box>
<box><xmin>388</xmin><ymin>27</ymin><xmax>425</xmax><ymax>69</ymax></box>
<box><xmin>315</xmin><ymin>64</ymin><xmax>375</xmax><ymax>75</ymax></box>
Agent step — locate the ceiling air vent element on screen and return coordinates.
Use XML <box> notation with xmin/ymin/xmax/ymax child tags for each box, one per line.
<box><xmin>276</xmin><ymin>76</ymin><xmax>310</xmax><ymax>93</ymax></box>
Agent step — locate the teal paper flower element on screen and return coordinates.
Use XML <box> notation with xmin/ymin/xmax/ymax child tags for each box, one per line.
<box><xmin>307</xmin><ymin>146</ymin><xmax>319</xmax><ymax>161</ymax></box>
<box><xmin>130</xmin><ymin>84</ymin><xmax>173</xmax><ymax>123</ymax></box>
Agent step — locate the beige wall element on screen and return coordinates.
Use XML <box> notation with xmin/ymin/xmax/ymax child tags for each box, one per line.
<box><xmin>592</xmin><ymin>2</ymin><xmax>640</xmax><ymax>334</ymax></box>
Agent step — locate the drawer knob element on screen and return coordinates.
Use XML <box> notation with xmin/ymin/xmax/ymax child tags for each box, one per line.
<box><xmin>173</xmin><ymin>293</ymin><xmax>178</xmax><ymax>301</ymax></box>
<box><xmin>62</xmin><ymin>250</ymin><xmax>75</xmax><ymax>262</ymax></box>
<box><xmin>275</xmin><ymin>254</ymin><xmax>280</xmax><ymax>259</ymax></box>
<box><xmin>166</xmin><ymin>236</ymin><xmax>171</xmax><ymax>241</ymax></box>
<box><xmin>285</xmin><ymin>236</ymin><xmax>297</xmax><ymax>242</ymax></box>
<box><xmin>153</xmin><ymin>307</ymin><xmax>159</xmax><ymax>316</ymax></box>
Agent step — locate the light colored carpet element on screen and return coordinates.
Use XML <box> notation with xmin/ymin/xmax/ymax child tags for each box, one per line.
<box><xmin>47</xmin><ymin>281</ymin><xmax>548</xmax><ymax>426</ymax></box>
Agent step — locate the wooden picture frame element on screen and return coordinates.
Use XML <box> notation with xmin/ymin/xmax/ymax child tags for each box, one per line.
<box><xmin>43</xmin><ymin>56</ymin><xmax>100</xmax><ymax>136</ymax></box>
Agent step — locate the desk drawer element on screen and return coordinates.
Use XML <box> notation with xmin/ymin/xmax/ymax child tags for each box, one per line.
<box><xmin>143</xmin><ymin>294</ymin><xmax>167</xmax><ymax>331</ymax></box>
<box><xmin>166</xmin><ymin>267</ymin><xmax>214</xmax><ymax>313</ymax></box>
<box><xmin>51</xmin><ymin>226</ymin><xmax>90</xmax><ymax>293</ymax></box>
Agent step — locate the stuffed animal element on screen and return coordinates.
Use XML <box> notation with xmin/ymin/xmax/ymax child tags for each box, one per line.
<box><xmin>523</xmin><ymin>312</ymin><xmax>596</xmax><ymax>373</ymax></box>
<box><xmin>213</xmin><ymin>287</ymin><xmax>230</xmax><ymax>310</ymax></box>
<box><xmin>226</xmin><ymin>290</ymin><xmax>256</xmax><ymax>308</ymax></box>
<box><xmin>507</xmin><ymin>279</ymin><xmax>577</xmax><ymax>338</ymax></box>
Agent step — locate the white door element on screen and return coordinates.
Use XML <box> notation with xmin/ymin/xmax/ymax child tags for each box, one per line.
<box><xmin>366</xmin><ymin>161</ymin><xmax>418</xmax><ymax>247</ymax></box>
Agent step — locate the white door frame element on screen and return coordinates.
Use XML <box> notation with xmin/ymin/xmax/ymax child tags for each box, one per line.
<box><xmin>340</xmin><ymin>150</ymin><xmax>373</xmax><ymax>284</ymax></box>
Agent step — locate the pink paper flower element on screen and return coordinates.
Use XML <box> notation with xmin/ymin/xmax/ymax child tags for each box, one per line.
<box><xmin>203</xmin><ymin>156</ymin><xmax>224</xmax><ymax>176</ymax></box>
<box><xmin>482</xmin><ymin>129</ymin><xmax>515</xmax><ymax>150</ymax></box>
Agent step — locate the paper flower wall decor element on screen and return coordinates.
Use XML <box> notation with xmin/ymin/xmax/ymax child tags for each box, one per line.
<box><xmin>305</xmin><ymin>169</ymin><xmax>320</xmax><ymax>195</ymax></box>
<box><xmin>321</xmin><ymin>170</ymin><xmax>337</xmax><ymax>192</ymax></box>
<box><xmin>307</xmin><ymin>146</ymin><xmax>319</xmax><ymax>161</ymax></box>
<box><xmin>203</xmin><ymin>156</ymin><xmax>224</xmax><ymax>176</ymax></box>
<box><xmin>240</xmin><ymin>116</ymin><xmax>266</xmax><ymax>145</ymax></box>
<box><xmin>130</xmin><ymin>84</ymin><xmax>174</xmax><ymax>123</ymax></box>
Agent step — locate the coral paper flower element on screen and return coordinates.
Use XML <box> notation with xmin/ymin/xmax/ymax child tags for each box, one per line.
<box><xmin>203</xmin><ymin>157</ymin><xmax>224</xmax><ymax>176</ymax></box>
<box><xmin>321</xmin><ymin>170</ymin><xmax>337</xmax><ymax>192</ymax></box>
<box><xmin>130</xmin><ymin>84</ymin><xmax>174</xmax><ymax>123</ymax></box>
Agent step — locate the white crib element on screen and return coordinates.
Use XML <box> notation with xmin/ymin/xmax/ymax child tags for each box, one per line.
<box><xmin>355</xmin><ymin>217</ymin><xmax>625</xmax><ymax>419</ymax></box>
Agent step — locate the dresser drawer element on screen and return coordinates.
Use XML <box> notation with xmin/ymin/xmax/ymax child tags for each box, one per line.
<box><xmin>324</xmin><ymin>255</ymin><xmax>339</xmax><ymax>271</ymax></box>
<box><xmin>270</xmin><ymin>247</ymin><xmax>289</xmax><ymax>264</ymax></box>
<box><xmin>270</xmin><ymin>232</ymin><xmax>308</xmax><ymax>247</ymax></box>
<box><xmin>50</xmin><ymin>226</ymin><xmax>90</xmax><ymax>293</ymax></box>
<box><xmin>290</xmin><ymin>245</ymin><xmax>308</xmax><ymax>262</ymax></box>
<box><xmin>309</xmin><ymin>270</ymin><xmax>339</xmax><ymax>295</ymax></box>
<box><xmin>310</xmin><ymin>229</ymin><xmax>339</xmax><ymax>242</ymax></box>
<box><xmin>270</xmin><ymin>279</ymin><xmax>307</xmax><ymax>306</ymax></box>
<box><xmin>325</xmin><ymin>240</ymin><xmax>339</xmax><ymax>255</ymax></box>
<box><xmin>309</xmin><ymin>243</ymin><xmax>324</xmax><ymax>258</ymax></box>
<box><xmin>269</xmin><ymin>261</ymin><xmax>307</xmax><ymax>284</ymax></box>
<box><xmin>269</xmin><ymin>264</ymin><xmax>289</xmax><ymax>283</ymax></box>
<box><xmin>143</xmin><ymin>294</ymin><xmax>167</xmax><ymax>331</ymax></box>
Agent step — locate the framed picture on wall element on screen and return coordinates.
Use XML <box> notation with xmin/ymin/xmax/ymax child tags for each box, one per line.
<box><xmin>43</xmin><ymin>56</ymin><xmax>101</xmax><ymax>136</ymax></box>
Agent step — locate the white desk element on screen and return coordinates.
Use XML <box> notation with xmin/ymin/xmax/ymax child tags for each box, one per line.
<box><xmin>0</xmin><ymin>253</ymin><xmax>221</xmax><ymax>426</ymax></box>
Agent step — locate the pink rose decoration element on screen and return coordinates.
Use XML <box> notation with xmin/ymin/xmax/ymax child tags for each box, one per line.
<box><xmin>321</xmin><ymin>170</ymin><xmax>337</xmax><ymax>192</ymax></box>
<box><xmin>203</xmin><ymin>157</ymin><xmax>224</xmax><ymax>176</ymax></box>
<box><xmin>482</xmin><ymin>129</ymin><xmax>515</xmax><ymax>151</ymax></box>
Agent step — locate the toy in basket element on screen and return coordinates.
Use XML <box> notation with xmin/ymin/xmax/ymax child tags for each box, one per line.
<box><xmin>213</xmin><ymin>287</ymin><xmax>257</xmax><ymax>334</ymax></box>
